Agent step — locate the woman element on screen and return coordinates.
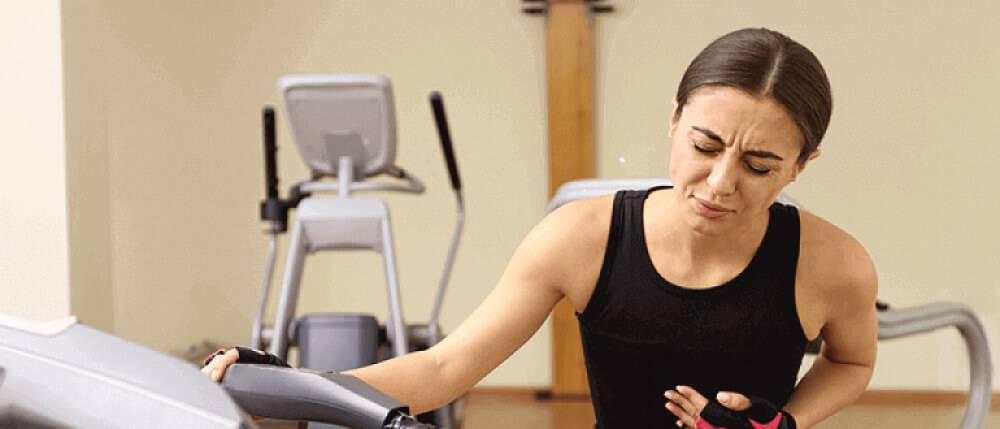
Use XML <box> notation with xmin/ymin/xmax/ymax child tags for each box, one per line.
<box><xmin>204</xmin><ymin>28</ymin><xmax>877</xmax><ymax>429</ymax></box>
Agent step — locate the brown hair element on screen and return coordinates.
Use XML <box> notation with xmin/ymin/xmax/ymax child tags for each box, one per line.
<box><xmin>675</xmin><ymin>28</ymin><xmax>832</xmax><ymax>164</ymax></box>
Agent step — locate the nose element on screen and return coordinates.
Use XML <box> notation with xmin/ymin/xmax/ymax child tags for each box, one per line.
<box><xmin>706</xmin><ymin>156</ymin><xmax>738</xmax><ymax>196</ymax></box>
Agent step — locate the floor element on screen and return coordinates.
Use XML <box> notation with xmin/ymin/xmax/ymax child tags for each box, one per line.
<box><xmin>256</xmin><ymin>391</ymin><xmax>998</xmax><ymax>428</ymax></box>
<box><xmin>460</xmin><ymin>391</ymin><xmax>1000</xmax><ymax>429</ymax></box>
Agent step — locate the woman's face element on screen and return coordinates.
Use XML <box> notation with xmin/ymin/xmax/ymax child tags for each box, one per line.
<box><xmin>668</xmin><ymin>85</ymin><xmax>815</xmax><ymax>236</ymax></box>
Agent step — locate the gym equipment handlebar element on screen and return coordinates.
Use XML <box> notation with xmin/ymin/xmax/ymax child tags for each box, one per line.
<box><xmin>222</xmin><ymin>364</ymin><xmax>434</xmax><ymax>429</ymax></box>
<box><xmin>263</xmin><ymin>107</ymin><xmax>279</xmax><ymax>200</ymax></box>
<box><xmin>430</xmin><ymin>92</ymin><xmax>461</xmax><ymax>193</ymax></box>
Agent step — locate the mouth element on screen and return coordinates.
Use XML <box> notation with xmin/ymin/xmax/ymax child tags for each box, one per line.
<box><xmin>690</xmin><ymin>196</ymin><xmax>734</xmax><ymax>219</ymax></box>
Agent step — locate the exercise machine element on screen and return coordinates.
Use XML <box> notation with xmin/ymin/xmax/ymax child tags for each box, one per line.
<box><xmin>547</xmin><ymin>178</ymin><xmax>993</xmax><ymax>429</ymax></box>
<box><xmin>0</xmin><ymin>77</ymin><xmax>460</xmax><ymax>429</ymax></box>
<box><xmin>249</xmin><ymin>75</ymin><xmax>464</xmax><ymax>429</ymax></box>
<box><xmin>0</xmin><ymin>314</ymin><xmax>434</xmax><ymax>428</ymax></box>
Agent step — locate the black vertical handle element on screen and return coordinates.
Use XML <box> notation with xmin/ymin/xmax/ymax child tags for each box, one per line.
<box><xmin>263</xmin><ymin>106</ymin><xmax>279</xmax><ymax>199</ymax></box>
<box><xmin>260</xmin><ymin>105</ymin><xmax>289</xmax><ymax>231</ymax></box>
<box><xmin>429</xmin><ymin>92</ymin><xmax>462</xmax><ymax>192</ymax></box>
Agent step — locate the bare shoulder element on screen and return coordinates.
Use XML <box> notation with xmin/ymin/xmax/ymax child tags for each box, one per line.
<box><xmin>527</xmin><ymin>194</ymin><xmax>615</xmax><ymax>311</ymax></box>
<box><xmin>542</xmin><ymin>193</ymin><xmax>614</xmax><ymax>239</ymax></box>
<box><xmin>798</xmin><ymin>210</ymin><xmax>878</xmax><ymax>312</ymax></box>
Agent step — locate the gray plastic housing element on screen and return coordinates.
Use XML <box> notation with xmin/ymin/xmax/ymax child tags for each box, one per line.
<box><xmin>0</xmin><ymin>315</ymin><xmax>251</xmax><ymax>429</ymax></box>
<box><xmin>296</xmin><ymin>313</ymin><xmax>380</xmax><ymax>371</ymax></box>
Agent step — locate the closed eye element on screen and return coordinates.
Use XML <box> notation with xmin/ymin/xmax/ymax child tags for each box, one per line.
<box><xmin>693</xmin><ymin>140</ymin><xmax>721</xmax><ymax>154</ymax></box>
<box><xmin>693</xmin><ymin>136</ymin><xmax>775</xmax><ymax>175</ymax></box>
<box><xmin>744</xmin><ymin>161</ymin><xmax>772</xmax><ymax>175</ymax></box>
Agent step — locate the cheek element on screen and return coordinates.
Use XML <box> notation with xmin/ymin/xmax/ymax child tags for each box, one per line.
<box><xmin>745</xmin><ymin>187</ymin><xmax>785</xmax><ymax>213</ymax></box>
<box><xmin>668</xmin><ymin>153</ymin><xmax>679</xmax><ymax>180</ymax></box>
<box><xmin>669</xmin><ymin>151</ymin><xmax>709</xmax><ymax>184</ymax></box>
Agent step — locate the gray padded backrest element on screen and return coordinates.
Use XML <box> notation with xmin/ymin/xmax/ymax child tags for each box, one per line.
<box><xmin>280</xmin><ymin>75</ymin><xmax>397</xmax><ymax>178</ymax></box>
<box><xmin>547</xmin><ymin>178</ymin><xmax>799</xmax><ymax>213</ymax></box>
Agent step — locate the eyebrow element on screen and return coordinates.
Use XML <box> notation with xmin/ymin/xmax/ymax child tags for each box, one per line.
<box><xmin>691</xmin><ymin>125</ymin><xmax>785</xmax><ymax>161</ymax></box>
<box><xmin>691</xmin><ymin>126</ymin><xmax>725</xmax><ymax>144</ymax></box>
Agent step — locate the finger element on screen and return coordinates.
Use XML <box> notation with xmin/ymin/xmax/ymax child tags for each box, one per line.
<box><xmin>202</xmin><ymin>349</ymin><xmax>239</xmax><ymax>381</ymax></box>
<box><xmin>225</xmin><ymin>348</ymin><xmax>240</xmax><ymax>364</ymax></box>
<box><xmin>716</xmin><ymin>391</ymin><xmax>751</xmax><ymax>412</ymax></box>
<box><xmin>676</xmin><ymin>385</ymin><xmax>710</xmax><ymax>413</ymax></box>
<box><xmin>664</xmin><ymin>401</ymin><xmax>686</xmax><ymax>419</ymax></box>
<box><xmin>207</xmin><ymin>353</ymin><xmax>229</xmax><ymax>369</ymax></box>
<box><xmin>665</xmin><ymin>390</ymin><xmax>699</xmax><ymax>417</ymax></box>
<box><xmin>665</xmin><ymin>402</ymin><xmax>698</xmax><ymax>428</ymax></box>
<box><xmin>202</xmin><ymin>348</ymin><xmax>227</xmax><ymax>367</ymax></box>
<box><xmin>215</xmin><ymin>349</ymin><xmax>241</xmax><ymax>380</ymax></box>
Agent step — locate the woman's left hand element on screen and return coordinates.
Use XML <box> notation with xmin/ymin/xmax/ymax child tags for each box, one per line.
<box><xmin>664</xmin><ymin>386</ymin><xmax>751</xmax><ymax>428</ymax></box>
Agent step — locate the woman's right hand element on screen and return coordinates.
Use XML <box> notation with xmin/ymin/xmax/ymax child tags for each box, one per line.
<box><xmin>201</xmin><ymin>348</ymin><xmax>240</xmax><ymax>382</ymax></box>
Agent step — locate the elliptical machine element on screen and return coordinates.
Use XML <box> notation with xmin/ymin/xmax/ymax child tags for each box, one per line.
<box><xmin>250</xmin><ymin>75</ymin><xmax>464</xmax><ymax>429</ymax></box>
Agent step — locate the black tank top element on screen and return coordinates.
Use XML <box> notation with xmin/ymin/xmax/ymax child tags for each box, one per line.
<box><xmin>577</xmin><ymin>187</ymin><xmax>808</xmax><ymax>428</ymax></box>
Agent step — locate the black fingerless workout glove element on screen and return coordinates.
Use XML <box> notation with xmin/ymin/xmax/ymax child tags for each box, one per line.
<box><xmin>202</xmin><ymin>346</ymin><xmax>291</xmax><ymax>368</ymax></box>
<box><xmin>233</xmin><ymin>346</ymin><xmax>292</xmax><ymax>367</ymax></box>
<box><xmin>697</xmin><ymin>395</ymin><xmax>796</xmax><ymax>429</ymax></box>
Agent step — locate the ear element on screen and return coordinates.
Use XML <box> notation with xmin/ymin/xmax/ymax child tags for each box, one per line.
<box><xmin>790</xmin><ymin>149</ymin><xmax>821</xmax><ymax>181</ymax></box>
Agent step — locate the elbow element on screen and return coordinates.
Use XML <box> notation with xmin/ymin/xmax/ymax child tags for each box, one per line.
<box><xmin>820</xmin><ymin>353</ymin><xmax>875</xmax><ymax>395</ymax></box>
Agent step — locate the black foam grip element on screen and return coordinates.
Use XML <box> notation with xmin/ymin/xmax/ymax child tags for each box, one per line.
<box><xmin>262</xmin><ymin>106</ymin><xmax>279</xmax><ymax>199</ymax></box>
<box><xmin>430</xmin><ymin>92</ymin><xmax>462</xmax><ymax>192</ymax></box>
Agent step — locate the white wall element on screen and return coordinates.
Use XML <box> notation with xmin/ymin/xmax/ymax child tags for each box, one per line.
<box><xmin>0</xmin><ymin>0</ymin><xmax>69</xmax><ymax>321</ymax></box>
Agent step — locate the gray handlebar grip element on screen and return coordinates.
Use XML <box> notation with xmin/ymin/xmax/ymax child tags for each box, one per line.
<box><xmin>387</xmin><ymin>415</ymin><xmax>436</xmax><ymax>429</ymax></box>
<box><xmin>221</xmin><ymin>364</ymin><xmax>415</xmax><ymax>429</ymax></box>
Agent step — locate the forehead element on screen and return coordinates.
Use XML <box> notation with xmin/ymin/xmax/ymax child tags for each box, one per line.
<box><xmin>680</xmin><ymin>86</ymin><xmax>802</xmax><ymax>152</ymax></box>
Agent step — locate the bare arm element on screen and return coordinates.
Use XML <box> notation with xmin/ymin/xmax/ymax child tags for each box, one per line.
<box><xmin>345</xmin><ymin>199</ymin><xmax>608</xmax><ymax>413</ymax></box>
<box><xmin>784</xmin><ymin>237</ymin><xmax>878</xmax><ymax>428</ymax></box>
<box><xmin>199</xmin><ymin>197</ymin><xmax>608</xmax><ymax>414</ymax></box>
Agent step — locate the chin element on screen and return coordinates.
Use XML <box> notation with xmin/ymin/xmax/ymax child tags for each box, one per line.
<box><xmin>684</xmin><ymin>211</ymin><xmax>738</xmax><ymax>236</ymax></box>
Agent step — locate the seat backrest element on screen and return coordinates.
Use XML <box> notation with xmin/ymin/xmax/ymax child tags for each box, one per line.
<box><xmin>280</xmin><ymin>74</ymin><xmax>397</xmax><ymax>179</ymax></box>
<box><xmin>547</xmin><ymin>178</ymin><xmax>800</xmax><ymax>213</ymax></box>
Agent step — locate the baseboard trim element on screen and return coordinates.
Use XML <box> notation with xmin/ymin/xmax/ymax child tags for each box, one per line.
<box><xmin>857</xmin><ymin>390</ymin><xmax>999</xmax><ymax>410</ymax></box>
<box><xmin>470</xmin><ymin>387</ymin><xmax>999</xmax><ymax>410</ymax></box>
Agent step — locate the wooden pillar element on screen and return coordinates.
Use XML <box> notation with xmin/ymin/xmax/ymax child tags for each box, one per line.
<box><xmin>547</xmin><ymin>0</ymin><xmax>593</xmax><ymax>397</ymax></box>
<box><xmin>526</xmin><ymin>0</ymin><xmax>611</xmax><ymax>398</ymax></box>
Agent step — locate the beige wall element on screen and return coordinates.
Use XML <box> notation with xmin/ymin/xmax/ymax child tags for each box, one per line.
<box><xmin>62</xmin><ymin>0</ymin><xmax>549</xmax><ymax>387</ymax></box>
<box><xmin>0</xmin><ymin>0</ymin><xmax>70</xmax><ymax>321</ymax></box>
<box><xmin>63</xmin><ymin>1</ymin><xmax>114</xmax><ymax>331</ymax></box>
<box><xmin>59</xmin><ymin>1</ymin><xmax>998</xmax><ymax>391</ymax></box>
<box><xmin>594</xmin><ymin>1</ymin><xmax>1000</xmax><ymax>391</ymax></box>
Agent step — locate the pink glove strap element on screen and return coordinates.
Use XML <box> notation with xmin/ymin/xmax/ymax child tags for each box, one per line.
<box><xmin>695</xmin><ymin>412</ymin><xmax>784</xmax><ymax>429</ymax></box>
<box><xmin>750</xmin><ymin>413</ymin><xmax>783</xmax><ymax>429</ymax></box>
<box><xmin>696</xmin><ymin>419</ymin><xmax>724</xmax><ymax>429</ymax></box>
